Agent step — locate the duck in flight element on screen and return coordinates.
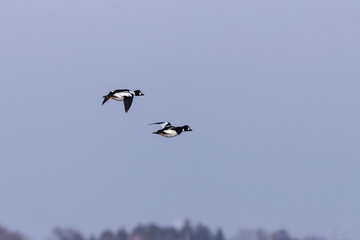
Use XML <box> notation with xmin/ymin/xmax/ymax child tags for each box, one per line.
<box><xmin>102</xmin><ymin>89</ymin><xmax>144</xmax><ymax>112</ymax></box>
<box><xmin>149</xmin><ymin>122</ymin><xmax>192</xmax><ymax>138</ymax></box>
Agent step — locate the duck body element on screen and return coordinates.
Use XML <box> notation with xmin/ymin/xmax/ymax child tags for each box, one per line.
<box><xmin>102</xmin><ymin>89</ymin><xmax>144</xmax><ymax>112</ymax></box>
<box><xmin>150</xmin><ymin>122</ymin><xmax>192</xmax><ymax>138</ymax></box>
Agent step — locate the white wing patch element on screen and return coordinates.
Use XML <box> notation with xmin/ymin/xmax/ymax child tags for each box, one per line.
<box><xmin>160</xmin><ymin>122</ymin><xmax>171</xmax><ymax>128</ymax></box>
<box><xmin>149</xmin><ymin>122</ymin><xmax>172</xmax><ymax>129</ymax></box>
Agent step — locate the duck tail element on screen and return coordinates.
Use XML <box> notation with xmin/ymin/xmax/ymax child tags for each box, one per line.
<box><xmin>102</xmin><ymin>96</ymin><xmax>110</xmax><ymax>105</ymax></box>
<box><xmin>102</xmin><ymin>92</ymin><xmax>113</xmax><ymax>105</ymax></box>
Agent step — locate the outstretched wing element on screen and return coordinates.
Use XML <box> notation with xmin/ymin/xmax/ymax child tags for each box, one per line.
<box><xmin>123</xmin><ymin>97</ymin><xmax>134</xmax><ymax>112</ymax></box>
<box><xmin>149</xmin><ymin>122</ymin><xmax>172</xmax><ymax>129</ymax></box>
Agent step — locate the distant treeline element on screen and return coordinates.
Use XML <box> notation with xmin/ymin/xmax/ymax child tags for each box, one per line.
<box><xmin>0</xmin><ymin>221</ymin><xmax>327</xmax><ymax>240</ymax></box>
<box><xmin>0</xmin><ymin>225</ymin><xmax>25</xmax><ymax>240</ymax></box>
<box><xmin>54</xmin><ymin>221</ymin><xmax>224</xmax><ymax>240</ymax></box>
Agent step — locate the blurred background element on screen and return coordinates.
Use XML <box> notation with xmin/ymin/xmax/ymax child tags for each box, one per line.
<box><xmin>0</xmin><ymin>0</ymin><xmax>359</xmax><ymax>240</ymax></box>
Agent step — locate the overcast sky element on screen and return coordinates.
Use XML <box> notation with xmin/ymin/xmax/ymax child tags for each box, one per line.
<box><xmin>1</xmin><ymin>0</ymin><xmax>360</xmax><ymax>240</ymax></box>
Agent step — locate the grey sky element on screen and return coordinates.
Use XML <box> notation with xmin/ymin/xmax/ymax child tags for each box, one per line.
<box><xmin>0</xmin><ymin>0</ymin><xmax>360</xmax><ymax>239</ymax></box>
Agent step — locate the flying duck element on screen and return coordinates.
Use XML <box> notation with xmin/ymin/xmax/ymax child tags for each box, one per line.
<box><xmin>149</xmin><ymin>122</ymin><xmax>192</xmax><ymax>138</ymax></box>
<box><xmin>102</xmin><ymin>89</ymin><xmax>144</xmax><ymax>112</ymax></box>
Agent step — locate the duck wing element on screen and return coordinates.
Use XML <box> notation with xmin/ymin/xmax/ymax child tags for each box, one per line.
<box><xmin>123</xmin><ymin>97</ymin><xmax>134</xmax><ymax>112</ymax></box>
<box><xmin>149</xmin><ymin>122</ymin><xmax>172</xmax><ymax>129</ymax></box>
